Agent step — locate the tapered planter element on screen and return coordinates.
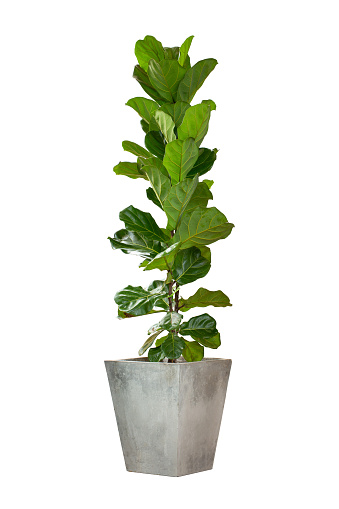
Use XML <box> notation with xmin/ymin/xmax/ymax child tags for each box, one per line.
<box><xmin>105</xmin><ymin>357</ymin><xmax>232</xmax><ymax>477</ymax></box>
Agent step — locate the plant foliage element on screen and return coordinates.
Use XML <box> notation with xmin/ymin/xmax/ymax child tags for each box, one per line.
<box><xmin>109</xmin><ymin>35</ymin><xmax>234</xmax><ymax>362</ymax></box>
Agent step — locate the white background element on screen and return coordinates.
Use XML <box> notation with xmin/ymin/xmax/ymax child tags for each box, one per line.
<box><xmin>1</xmin><ymin>0</ymin><xmax>338</xmax><ymax>507</ymax></box>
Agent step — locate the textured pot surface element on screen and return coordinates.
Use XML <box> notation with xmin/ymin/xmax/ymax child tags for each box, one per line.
<box><xmin>105</xmin><ymin>357</ymin><xmax>232</xmax><ymax>477</ymax></box>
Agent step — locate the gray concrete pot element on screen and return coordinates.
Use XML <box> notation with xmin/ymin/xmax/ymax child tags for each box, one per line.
<box><xmin>105</xmin><ymin>357</ymin><xmax>232</xmax><ymax>477</ymax></box>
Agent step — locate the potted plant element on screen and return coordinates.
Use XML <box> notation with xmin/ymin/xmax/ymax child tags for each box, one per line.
<box><xmin>105</xmin><ymin>35</ymin><xmax>234</xmax><ymax>477</ymax></box>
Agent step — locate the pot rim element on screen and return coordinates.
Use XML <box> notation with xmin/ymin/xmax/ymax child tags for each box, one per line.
<box><xmin>105</xmin><ymin>357</ymin><xmax>232</xmax><ymax>364</ymax></box>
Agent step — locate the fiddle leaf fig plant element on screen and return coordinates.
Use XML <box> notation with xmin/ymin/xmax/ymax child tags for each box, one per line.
<box><xmin>109</xmin><ymin>35</ymin><xmax>234</xmax><ymax>363</ymax></box>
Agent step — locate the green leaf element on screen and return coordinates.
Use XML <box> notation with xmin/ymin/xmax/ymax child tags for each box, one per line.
<box><xmin>179</xmin><ymin>313</ymin><xmax>218</xmax><ymax>341</ymax></box>
<box><xmin>163</xmin><ymin>176</ymin><xmax>198</xmax><ymax>230</ymax></box>
<box><xmin>108</xmin><ymin>229</ymin><xmax>165</xmax><ymax>259</ymax></box>
<box><xmin>148</xmin><ymin>59</ymin><xmax>186</xmax><ymax>103</ymax></box>
<box><xmin>179</xmin><ymin>288</ymin><xmax>232</xmax><ymax>311</ymax></box>
<box><xmin>158</xmin><ymin>101</ymin><xmax>191</xmax><ymax>127</ymax></box>
<box><xmin>126</xmin><ymin>97</ymin><xmax>159</xmax><ymax>124</ymax></box>
<box><xmin>133</xmin><ymin>65</ymin><xmax>166</xmax><ymax>105</ymax></box>
<box><xmin>178</xmin><ymin>35</ymin><xmax>194</xmax><ymax>68</ymax></box>
<box><xmin>161</xmin><ymin>333</ymin><xmax>186</xmax><ymax>359</ymax></box>
<box><xmin>164</xmin><ymin>47</ymin><xmax>179</xmax><ymax>60</ymax></box>
<box><xmin>187</xmin><ymin>148</ymin><xmax>217</xmax><ymax>178</ymax></box>
<box><xmin>135</xmin><ymin>35</ymin><xmax>164</xmax><ymax>71</ymax></box>
<box><xmin>172</xmin><ymin>247</ymin><xmax>211</xmax><ymax>285</ymax></box>
<box><xmin>138</xmin><ymin>155</ymin><xmax>169</xmax><ymax>176</ymax></box>
<box><xmin>152</xmin><ymin>111</ymin><xmax>176</xmax><ymax>143</ymax></box>
<box><xmin>122</xmin><ymin>141</ymin><xmax>152</xmax><ymax>158</ymax></box>
<box><xmin>182</xmin><ymin>340</ymin><xmax>204</xmax><ymax>362</ymax></box>
<box><xmin>185</xmin><ymin>181</ymin><xmax>213</xmax><ymax>214</ymax></box>
<box><xmin>173</xmin><ymin>206</ymin><xmax>234</xmax><ymax>248</ymax></box>
<box><xmin>140</xmin><ymin>119</ymin><xmax>149</xmax><ymax>134</ymax></box>
<box><xmin>203</xmin><ymin>179</ymin><xmax>214</xmax><ymax>189</ymax></box>
<box><xmin>163</xmin><ymin>138</ymin><xmax>199</xmax><ymax>184</ymax></box>
<box><xmin>196</xmin><ymin>332</ymin><xmax>221</xmax><ymax>349</ymax></box>
<box><xmin>143</xmin><ymin>242</ymin><xmax>181</xmax><ymax>271</ymax></box>
<box><xmin>143</xmin><ymin>165</ymin><xmax>171</xmax><ymax>208</ymax></box>
<box><xmin>145</xmin><ymin>131</ymin><xmax>165</xmax><ymax>159</ymax></box>
<box><xmin>114</xmin><ymin>283</ymin><xmax>167</xmax><ymax>316</ymax></box>
<box><xmin>155</xmin><ymin>334</ymin><xmax>168</xmax><ymax>347</ymax></box>
<box><xmin>177</xmin><ymin>103</ymin><xmax>211</xmax><ymax>147</ymax></box>
<box><xmin>146</xmin><ymin>187</ymin><xmax>162</xmax><ymax>209</ymax></box>
<box><xmin>202</xmin><ymin>99</ymin><xmax>216</xmax><ymax>111</ymax></box>
<box><xmin>138</xmin><ymin>330</ymin><xmax>163</xmax><ymax>356</ymax></box>
<box><xmin>177</xmin><ymin>58</ymin><xmax>218</xmax><ymax>103</ymax></box>
<box><xmin>200</xmin><ymin>246</ymin><xmax>211</xmax><ymax>262</ymax></box>
<box><xmin>113</xmin><ymin>161</ymin><xmax>146</xmax><ymax>180</ymax></box>
<box><xmin>119</xmin><ymin>205</ymin><xmax>166</xmax><ymax>242</ymax></box>
<box><xmin>148</xmin><ymin>345</ymin><xmax>166</xmax><ymax>362</ymax></box>
<box><xmin>148</xmin><ymin>312</ymin><xmax>183</xmax><ymax>334</ymax></box>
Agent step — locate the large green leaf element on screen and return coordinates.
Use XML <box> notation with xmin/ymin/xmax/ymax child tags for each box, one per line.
<box><xmin>138</xmin><ymin>155</ymin><xmax>169</xmax><ymax>176</ymax></box>
<box><xmin>179</xmin><ymin>313</ymin><xmax>218</xmax><ymax>341</ymax></box>
<box><xmin>187</xmin><ymin>148</ymin><xmax>218</xmax><ymax>178</ymax></box>
<box><xmin>179</xmin><ymin>288</ymin><xmax>232</xmax><ymax>311</ymax></box>
<box><xmin>144</xmin><ymin>131</ymin><xmax>165</xmax><ymax>159</ymax></box>
<box><xmin>119</xmin><ymin>205</ymin><xmax>166</xmax><ymax>242</ymax></box>
<box><xmin>148</xmin><ymin>345</ymin><xmax>166</xmax><ymax>362</ymax></box>
<box><xmin>178</xmin><ymin>35</ymin><xmax>194</xmax><ymax>68</ymax></box>
<box><xmin>148</xmin><ymin>59</ymin><xmax>186</xmax><ymax>103</ymax></box>
<box><xmin>133</xmin><ymin>65</ymin><xmax>166</xmax><ymax>105</ymax></box>
<box><xmin>138</xmin><ymin>330</ymin><xmax>163</xmax><ymax>356</ymax></box>
<box><xmin>185</xmin><ymin>181</ymin><xmax>213</xmax><ymax>214</ymax></box>
<box><xmin>143</xmin><ymin>242</ymin><xmax>181</xmax><ymax>271</ymax></box>
<box><xmin>152</xmin><ymin>111</ymin><xmax>176</xmax><ymax>143</ymax></box>
<box><xmin>146</xmin><ymin>187</ymin><xmax>162</xmax><ymax>209</ymax></box>
<box><xmin>143</xmin><ymin>165</ymin><xmax>171</xmax><ymax>208</ymax></box>
<box><xmin>173</xmin><ymin>206</ymin><xmax>234</xmax><ymax>248</ymax></box>
<box><xmin>113</xmin><ymin>161</ymin><xmax>146</xmax><ymax>180</ymax></box>
<box><xmin>161</xmin><ymin>333</ymin><xmax>186</xmax><ymax>359</ymax></box>
<box><xmin>135</xmin><ymin>35</ymin><xmax>164</xmax><ymax>71</ymax></box>
<box><xmin>108</xmin><ymin>229</ymin><xmax>165</xmax><ymax>259</ymax></box>
<box><xmin>114</xmin><ymin>283</ymin><xmax>167</xmax><ymax>316</ymax></box>
<box><xmin>163</xmin><ymin>138</ymin><xmax>199</xmax><ymax>184</ymax></box>
<box><xmin>164</xmin><ymin>46</ymin><xmax>179</xmax><ymax>60</ymax></box>
<box><xmin>148</xmin><ymin>312</ymin><xmax>183</xmax><ymax>334</ymax></box>
<box><xmin>182</xmin><ymin>340</ymin><xmax>204</xmax><ymax>362</ymax></box>
<box><xmin>177</xmin><ymin>58</ymin><xmax>218</xmax><ymax>103</ymax></box>
<box><xmin>163</xmin><ymin>176</ymin><xmax>198</xmax><ymax>230</ymax></box>
<box><xmin>126</xmin><ymin>97</ymin><xmax>159</xmax><ymax>124</ymax></box>
<box><xmin>177</xmin><ymin>103</ymin><xmax>211</xmax><ymax>147</ymax></box>
<box><xmin>172</xmin><ymin>247</ymin><xmax>211</xmax><ymax>286</ymax></box>
<box><xmin>195</xmin><ymin>333</ymin><xmax>221</xmax><ymax>349</ymax></box>
<box><xmin>122</xmin><ymin>141</ymin><xmax>152</xmax><ymax>159</ymax></box>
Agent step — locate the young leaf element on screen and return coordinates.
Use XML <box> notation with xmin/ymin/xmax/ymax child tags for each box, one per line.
<box><xmin>119</xmin><ymin>205</ymin><xmax>166</xmax><ymax>242</ymax></box>
<box><xmin>163</xmin><ymin>176</ymin><xmax>198</xmax><ymax>230</ymax></box>
<box><xmin>163</xmin><ymin>138</ymin><xmax>199</xmax><ymax>184</ymax></box>
<box><xmin>143</xmin><ymin>165</ymin><xmax>171</xmax><ymax>208</ymax></box>
<box><xmin>122</xmin><ymin>141</ymin><xmax>152</xmax><ymax>158</ymax></box>
<box><xmin>113</xmin><ymin>161</ymin><xmax>146</xmax><ymax>180</ymax></box>
<box><xmin>182</xmin><ymin>340</ymin><xmax>204</xmax><ymax>362</ymax></box>
<box><xmin>187</xmin><ymin>148</ymin><xmax>217</xmax><ymax>178</ymax></box>
<box><xmin>148</xmin><ymin>59</ymin><xmax>186</xmax><ymax>103</ymax></box>
<box><xmin>164</xmin><ymin>47</ymin><xmax>179</xmax><ymax>60</ymax></box>
<box><xmin>152</xmin><ymin>111</ymin><xmax>176</xmax><ymax>143</ymax></box>
<box><xmin>172</xmin><ymin>247</ymin><xmax>211</xmax><ymax>285</ymax></box>
<box><xmin>143</xmin><ymin>242</ymin><xmax>181</xmax><ymax>271</ymax></box>
<box><xmin>108</xmin><ymin>229</ymin><xmax>165</xmax><ymax>259</ymax></box>
<box><xmin>179</xmin><ymin>288</ymin><xmax>232</xmax><ymax>311</ymax></box>
<box><xmin>145</xmin><ymin>131</ymin><xmax>166</xmax><ymax>159</ymax></box>
<box><xmin>177</xmin><ymin>58</ymin><xmax>218</xmax><ymax>103</ymax></box>
<box><xmin>202</xmin><ymin>99</ymin><xmax>216</xmax><ymax>111</ymax></box>
<box><xmin>135</xmin><ymin>35</ymin><xmax>165</xmax><ymax>71</ymax></box>
<box><xmin>178</xmin><ymin>35</ymin><xmax>194</xmax><ymax>68</ymax></box>
<box><xmin>148</xmin><ymin>345</ymin><xmax>166</xmax><ymax>362</ymax></box>
<box><xmin>178</xmin><ymin>103</ymin><xmax>211</xmax><ymax>147</ymax></box>
<box><xmin>114</xmin><ymin>284</ymin><xmax>167</xmax><ymax>316</ymax></box>
<box><xmin>161</xmin><ymin>333</ymin><xmax>186</xmax><ymax>359</ymax></box>
<box><xmin>179</xmin><ymin>313</ymin><xmax>218</xmax><ymax>341</ymax></box>
<box><xmin>126</xmin><ymin>97</ymin><xmax>159</xmax><ymax>124</ymax></box>
<box><xmin>138</xmin><ymin>330</ymin><xmax>163</xmax><ymax>356</ymax></box>
<box><xmin>148</xmin><ymin>312</ymin><xmax>183</xmax><ymax>334</ymax></box>
<box><xmin>173</xmin><ymin>206</ymin><xmax>234</xmax><ymax>248</ymax></box>
<box><xmin>133</xmin><ymin>65</ymin><xmax>166</xmax><ymax>105</ymax></box>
